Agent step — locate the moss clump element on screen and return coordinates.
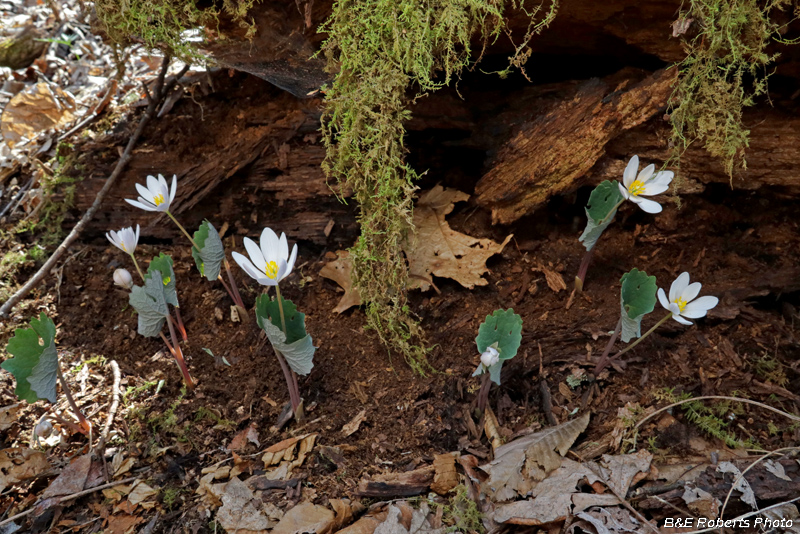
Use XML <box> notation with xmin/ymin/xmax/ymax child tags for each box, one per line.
<box><xmin>320</xmin><ymin>0</ymin><xmax>555</xmax><ymax>370</ymax></box>
<box><xmin>669</xmin><ymin>0</ymin><xmax>794</xmax><ymax>177</ymax></box>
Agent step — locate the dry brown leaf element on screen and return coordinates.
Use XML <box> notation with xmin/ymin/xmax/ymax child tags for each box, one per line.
<box><xmin>215</xmin><ymin>476</ymin><xmax>274</xmax><ymax>534</ymax></box>
<box><xmin>127</xmin><ymin>481</ymin><xmax>157</xmax><ymax>506</ymax></box>
<box><xmin>112</xmin><ymin>452</ymin><xmax>136</xmax><ymax>477</ymax></box>
<box><xmin>342</xmin><ymin>409</ymin><xmax>367</xmax><ymax>437</ymax></box>
<box><xmin>0</xmin><ymin>447</ymin><xmax>49</xmax><ymax>492</ymax></box>
<box><xmin>406</xmin><ymin>186</ymin><xmax>512</xmax><ymax>291</ymax></box>
<box><xmin>481</xmin><ymin>412</ymin><xmax>590</xmax><ymax>501</ymax></box>
<box><xmin>229</xmin><ymin>423</ymin><xmax>260</xmax><ymax>451</ymax></box>
<box><xmin>484</xmin><ymin>406</ymin><xmax>503</xmax><ymax>451</ymax></box>
<box><xmin>105</xmin><ymin>513</ymin><xmax>142</xmax><ymax>534</ymax></box>
<box><xmin>1</xmin><ymin>83</ymin><xmax>76</xmax><ymax>148</ymax></box>
<box><xmin>335</xmin><ymin>509</ymin><xmax>390</xmax><ymax>534</ymax></box>
<box><xmin>319</xmin><ymin>251</ymin><xmax>362</xmax><ymax>313</ymax></box>
<box><xmin>42</xmin><ymin>453</ymin><xmax>92</xmax><ymax>499</ymax></box>
<box><xmin>534</xmin><ymin>264</ymin><xmax>567</xmax><ymax>293</ymax></box>
<box><xmin>597</xmin><ymin>449</ymin><xmax>653</xmax><ymax>496</ymax></box>
<box><xmin>491</xmin><ymin>459</ymin><xmax>602</xmax><ymax>525</ymax></box>
<box><xmin>430</xmin><ymin>454</ymin><xmax>458</xmax><ymax>495</ymax></box>
<box><xmin>371</xmin><ymin>502</ymin><xmax>445</xmax><ymax>534</ymax></box>
<box><xmin>272</xmin><ymin>501</ymin><xmax>334</xmax><ymax>534</ymax></box>
<box><xmin>328</xmin><ymin>498</ymin><xmax>356</xmax><ymax>532</ymax></box>
<box><xmin>0</xmin><ymin>404</ymin><xmax>20</xmax><ymax>431</ymax></box>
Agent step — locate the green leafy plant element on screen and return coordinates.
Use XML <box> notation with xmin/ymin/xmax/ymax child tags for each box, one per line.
<box><xmin>192</xmin><ymin>220</ymin><xmax>225</xmax><ymax>281</ymax></box>
<box><xmin>1</xmin><ymin>313</ymin><xmax>91</xmax><ymax>434</ymax></box>
<box><xmin>472</xmin><ymin>309</ymin><xmax>523</xmax><ymax>412</ymax></box>
<box><xmin>619</xmin><ymin>268</ymin><xmax>658</xmax><ymax>342</ymax></box>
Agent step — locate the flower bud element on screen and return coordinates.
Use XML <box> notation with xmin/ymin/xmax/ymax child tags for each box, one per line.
<box><xmin>480</xmin><ymin>346</ymin><xmax>500</xmax><ymax>368</ymax></box>
<box><xmin>113</xmin><ymin>268</ymin><xmax>133</xmax><ymax>289</ymax></box>
<box><xmin>34</xmin><ymin>418</ymin><xmax>53</xmax><ymax>439</ymax></box>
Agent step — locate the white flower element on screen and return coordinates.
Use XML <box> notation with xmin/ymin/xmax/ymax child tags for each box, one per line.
<box><xmin>232</xmin><ymin>227</ymin><xmax>298</xmax><ymax>286</ymax></box>
<box><xmin>618</xmin><ymin>155</ymin><xmax>674</xmax><ymax>214</ymax></box>
<box><xmin>106</xmin><ymin>225</ymin><xmax>139</xmax><ymax>254</ymax></box>
<box><xmin>480</xmin><ymin>346</ymin><xmax>500</xmax><ymax>368</ymax></box>
<box><xmin>125</xmin><ymin>174</ymin><xmax>177</xmax><ymax>212</ymax></box>
<box><xmin>113</xmin><ymin>268</ymin><xmax>134</xmax><ymax>289</ymax></box>
<box><xmin>657</xmin><ymin>272</ymin><xmax>718</xmax><ymax>325</ymax></box>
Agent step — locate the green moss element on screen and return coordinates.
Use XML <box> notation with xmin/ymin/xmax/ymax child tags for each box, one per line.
<box><xmin>320</xmin><ymin>0</ymin><xmax>555</xmax><ymax>369</ymax></box>
<box><xmin>669</xmin><ymin>0</ymin><xmax>794</xmax><ymax>177</ymax></box>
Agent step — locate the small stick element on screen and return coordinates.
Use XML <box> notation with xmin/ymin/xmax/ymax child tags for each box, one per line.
<box><xmin>101</xmin><ymin>361</ymin><xmax>121</xmax><ymax>441</ymax></box>
<box><xmin>0</xmin><ymin>57</ymin><xmax>189</xmax><ymax>317</ymax></box>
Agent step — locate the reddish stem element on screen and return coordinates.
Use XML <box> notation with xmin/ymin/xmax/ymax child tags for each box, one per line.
<box><xmin>575</xmin><ymin>245</ymin><xmax>596</xmax><ymax>293</ymax></box>
<box><xmin>274</xmin><ymin>348</ymin><xmax>301</xmax><ymax>411</ymax></box>
<box><xmin>593</xmin><ymin>318</ymin><xmax>622</xmax><ymax>375</ymax></box>
<box><xmin>56</xmin><ymin>366</ymin><xmax>92</xmax><ymax>435</ymax></box>
<box><xmin>476</xmin><ymin>372</ymin><xmax>491</xmax><ymax>414</ymax></box>
<box><xmin>223</xmin><ymin>258</ymin><xmax>245</xmax><ymax>309</ymax></box>
<box><xmin>174</xmin><ymin>307</ymin><xmax>188</xmax><ymax>342</ymax></box>
<box><xmin>166</xmin><ymin>316</ymin><xmax>194</xmax><ymax>389</ymax></box>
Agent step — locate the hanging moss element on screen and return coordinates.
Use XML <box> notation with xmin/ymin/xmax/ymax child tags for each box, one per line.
<box><xmin>320</xmin><ymin>0</ymin><xmax>556</xmax><ymax>371</ymax></box>
<box><xmin>669</xmin><ymin>0</ymin><xmax>795</xmax><ymax>177</ymax></box>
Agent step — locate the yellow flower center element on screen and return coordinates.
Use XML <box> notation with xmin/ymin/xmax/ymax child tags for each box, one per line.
<box><xmin>629</xmin><ymin>180</ymin><xmax>646</xmax><ymax>196</ymax></box>
<box><xmin>675</xmin><ymin>297</ymin><xmax>688</xmax><ymax>313</ymax></box>
<box><xmin>121</xmin><ymin>243</ymin><xmax>127</xmax><ymax>252</ymax></box>
<box><xmin>152</xmin><ymin>194</ymin><xmax>165</xmax><ymax>206</ymax></box>
<box><xmin>264</xmin><ymin>261</ymin><xmax>279</xmax><ymax>279</ymax></box>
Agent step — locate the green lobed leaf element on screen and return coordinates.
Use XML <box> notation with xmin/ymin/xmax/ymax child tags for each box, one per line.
<box><xmin>192</xmin><ymin>220</ymin><xmax>225</xmax><ymax>281</ymax></box>
<box><xmin>129</xmin><ymin>272</ymin><xmax>170</xmax><ymax>337</ymax></box>
<box><xmin>255</xmin><ymin>294</ymin><xmax>315</xmax><ymax>375</ymax></box>
<box><xmin>475</xmin><ymin>309</ymin><xmax>523</xmax><ymax>386</ymax></box>
<box><xmin>146</xmin><ymin>253</ymin><xmax>178</xmax><ymax>307</ymax></box>
<box><xmin>579</xmin><ymin>180</ymin><xmax>624</xmax><ymax>251</ymax></box>
<box><xmin>619</xmin><ymin>268</ymin><xmax>657</xmax><ymax>343</ymax></box>
<box><xmin>1</xmin><ymin>312</ymin><xmax>59</xmax><ymax>403</ymax></box>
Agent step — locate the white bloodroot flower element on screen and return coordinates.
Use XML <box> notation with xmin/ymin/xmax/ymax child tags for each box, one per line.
<box><xmin>106</xmin><ymin>225</ymin><xmax>139</xmax><ymax>254</ymax></box>
<box><xmin>480</xmin><ymin>346</ymin><xmax>500</xmax><ymax>369</ymax></box>
<box><xmin>618</xmin><ymin>155</ymin><xmax>674</xmax><ymax>214</ymax></box>
<box><xmin>232</xmin><ymin>227</ymin><xmax>298</xmax><ymax>286</ymax></box>
<box><xmin>658</xmin><ymin>272</ymin><xmax>718</xmax><ymax>325</ymax></box>
<box><xmin>125</xmin><ymin>174</ymin><xmax>177</xmax><ymax>212</ymax></box>
<box><xmin>113</xmin><ymin>268</ymin><xmax>134</xmax><ymax>289</ymax></box>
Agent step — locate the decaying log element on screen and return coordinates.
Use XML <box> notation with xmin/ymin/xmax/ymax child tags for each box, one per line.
<box><xmin>637</xmin><ymin>459</ymin><xmax>800</xmax><ymax>518</ymax></box>
<box><xmin>474</xmin><ymin>68</ymin><xmax>676</xmax><ymax>224</ymax></box>
<box><xmin>0</xmin><ymin>26</ymin><xmax>47</xmax><ymax>70</ymax></box>
<box><xmin>356</xmin><ymin>465</ymin><xmax>435</xmax><ymax>498</ymax></box>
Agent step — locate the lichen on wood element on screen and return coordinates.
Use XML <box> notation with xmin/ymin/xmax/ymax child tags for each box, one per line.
<box><xmin>319</xmin><ymin>0</ymin><xmax>556</xmax><ymax>370</ymax></box>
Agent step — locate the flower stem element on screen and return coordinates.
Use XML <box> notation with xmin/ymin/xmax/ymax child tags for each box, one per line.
<box><xmin>223</xmin><ymin>257</ymin><xmax>245</xmax><ymax>309</ymax></box>
<box><xmin>130</xmin><ymin>253</ymin><xmax>145</xmax><ymax>281</ymax></box>
<box><xmin>609</xmin><ymin>312</ymin><xmax>673</xmax><ymax>362</ymax></box>
<box><xmin>597</xmin><ymin>198</ymin><xmax>625</xmax><ymax>226</ymax></box>
<box><xmin>476</xmin><ymin>372</ymin><xmax>491</xmax><ymax>414</ymax></box>
<box><xmin>574</xmin><ymin>244</ymin><xmax>596</xmax><ymax>293</ymax></box>
<box><xmin>165</xmin><ymin>210</ymin><xmax>200</xmax><ymax>250</ymax></box>
<box><xmin>274</xmin><ymin>284</ymin><xmax>301</xmax><ymax>414</ymax></box>
<box><xmin>56</xmin><ymin>364</ymin><xmax>92</xmax><ymax>435</ymax></box>
<box><xmin>166</xmin><ymin>315</ymin><xmax>194</xmax><ymax>389</ymax></box>
<box><xmin>593</xmin><ymin>317</ymin><xmax>622</xmax><ymax>375</ymax></box>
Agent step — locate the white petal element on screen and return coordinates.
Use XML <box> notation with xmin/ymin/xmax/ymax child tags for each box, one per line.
<box><xmin>232</xmin><ymin>251</ymin><xmax>263</xmax><ymax>282</ymax></box>
<box><xmin>641</xmin><ymin>182</ymin><xmax>670</xmax><ymax>196</ymax></box>
<box><xmin>125</xmin><ymin>198</ymin><xmax>157</xmax><ymax>211</ymax></box>
<box><xmin>650</xmin><ymin>171</ymin><xmax>674</xmax><ymax>186</ymax></box>
<box><xmin>682</xmin><ymin>296</ymin><xmax>719</xmax><ymax>318</ymax></box>
<box><xmin>670</xmin><ymin>272</ymin><xmax>690</xmax><ymax>302</ymax></box>
<box><xmin>135</xmin><ymin>224</ymin><xmax>140</xmax><ymax>245</ymax></box>
<box><xmin>657</xmin><ymin>288</ymin><xmax>670</xmax><ymax>311</ymax></box>
<box><xmin>284</xmin><ymin>244</ymin><xmax>298</xmax><ymax>277</ymax></box>
<box><xmin>628</xmin><ymin>195</ymin><xmax>643</xmax><ymax>204</ymax></box>
<box><xmin>278</xmin><ymin>233</ymin><xmax>289</xmax><ymax>261</ymax></box>
<box><xmin>637</xmin><ymin>163</ymin><xmax>655</xmax><ymax>183</ymax></box>
<box><xmin>260</xmin><ymin>227</ymin><xmax>280</xmax><ymax>263</ymax></box>
<box><xmin>673</xmin><ymin>314</ymin><xmax>693</xmax><ymax>326</ymax></box>
<box><xmin>169</xmin><ymin>175</ymin><xmax>177</xmax><ymax>203</ymax></box>
<box><xmin>634</xmin><ymin>197</ymin><xmax>662</xmax><ymax>213</ymax></box>
<box><xmin>106</xmin><ymin>231</ymin><xmax>120</xmax><ymax>248</ymax></box>
<box><xmin>618</xmin><ymin>182</ymin><xmax>630</xmax><ymax>199</ymax></box>
<box><xmin>243</xmin><ymin>237</ymin><xmax>266</xmax><ymax>271</ymax></box>
<box><xmin>146</xmin><ymin>175</ymin><xmax>160</xmax><ymax>194</ymax></box>
<box><xmin>623</xmin><ymin>155</ymin><xmax>639</xmax><ymax>187</ymax></box>
<box><xmin>681</xmin><ymin>282</ymin><xmax>702</xmax><ymax>303</ymax></box>
<box><xmin>135</xmin><ymin>182</ymin><xmax>154</xmax><ymax>203</ymax></box>
<box><xmin>274</xmin><ymin>258</ymin><xmax>289</xmax><ymax>282</ymax></box>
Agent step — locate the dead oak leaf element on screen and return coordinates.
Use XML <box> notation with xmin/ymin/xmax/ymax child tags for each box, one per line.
<box><xmin>341</xmin><ymin>409</ymin><xmax>367</xmax><ymax>437</ymax></box>
<box><xmin>406</xmin><ymin>186</ymin><xmax>512</xmax><ymax>291</ymax></box>
<box><xmin>319</xmin><ymin>250</ymin><xmax>362</xmax><ymax>313</ymax></box>
<box><xmin>0</xmin><ymin>447</ymin><xmax>49</xmax><ymax>493</ymax></box>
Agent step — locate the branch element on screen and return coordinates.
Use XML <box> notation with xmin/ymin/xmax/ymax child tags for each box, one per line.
<box><xmin>0</xmin><ymin>57</ymin><xmax>189</xmax><ymax>317</ymax></box>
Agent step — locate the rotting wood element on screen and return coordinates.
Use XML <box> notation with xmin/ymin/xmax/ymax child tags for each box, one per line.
<box><xmin>356</xmin><ymin>465</ymin><xmax>435</xmax><ymax>498</ymax></box>
<box><xmin>474</xmin><ymin>68</ymin><xmax>676</xmax><ymax>225</ymax></box>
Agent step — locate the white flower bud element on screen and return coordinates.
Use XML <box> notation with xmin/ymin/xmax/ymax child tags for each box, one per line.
<box><xmin>113</xmin><ymin>268</ymin><xmax>133</xmax><ymax>289</ymax></box>
<box><xmin>480</xmin><ymin>346</ymin><xmax>500</xmax><ymax>368</ymax></box>
<box><xmin>34</xmin><ymin>418</ymin><xmax>53</xmax><ymax>439</ymax></box>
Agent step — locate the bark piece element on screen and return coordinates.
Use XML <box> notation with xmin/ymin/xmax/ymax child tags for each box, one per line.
<box><xmin>474</xmin><ymin>68</ymin><xmax>675</xmax><ymax>224</ymax></box>
<box><xmin>356</xmin><ymin>466</ymin><xmax>436</xmax><ymax>498</ymax></box>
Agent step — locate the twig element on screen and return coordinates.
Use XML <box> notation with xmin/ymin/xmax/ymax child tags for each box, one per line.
<box><xmin>58</xmin><ymin>80</ymin><xmax>118</xmax><ymax>141</ymax></box>
<box><xmin>0</xmin><ymin>177</ymin><xmax>34</xmax><ymax>219</ymax></box>
<box><xmin>101</xmin><ymin>361</ymin><xmax>121</xmax><ymax>441</ymax></box>
<box><xmin>0</xmin><ymin>57</ymin><xmax>188</xmax><ymax>317</ymax></box>
<box><xmin>0</xmin><ymin>476</ymin><xmax>140</xmax><ymax>528</ymax></box>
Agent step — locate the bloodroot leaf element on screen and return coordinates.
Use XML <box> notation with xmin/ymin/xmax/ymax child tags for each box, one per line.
<box><xmin>619</xmin><ymin>268</ymin><xmax>657</xmax><ymax>342</ymax></box>
<box><xmin>129</xmin><ymin>272</ymin><xmax>170</xmax><ymax>337</ymax></box>
<box><xmin>192</xmin><ymin>220</ymin><xmax>225</xmax><ymax>281</ymax></box>
<box><xmin>579</xmin><ymin>180</ymin><xmax>624</xmax><ymax>251</ymax></box>
<box><xmin>475</xmin><ymin>309</ymin><xmax>523</xmax><ymax>385</ymax></box>
<box><xmin>146</xmin><ymin>253</ymin><xmax>178</xmax><ymax>307</ymax></box>
<box><xmin>1</xmin><ymin>312</ymin><xmax>59</xmax><ymax>403</ymax></box>
<box><xmin>255</xmin><ymin>294</ymin><xmax>315</xmax><ymax>375</ymax></box>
